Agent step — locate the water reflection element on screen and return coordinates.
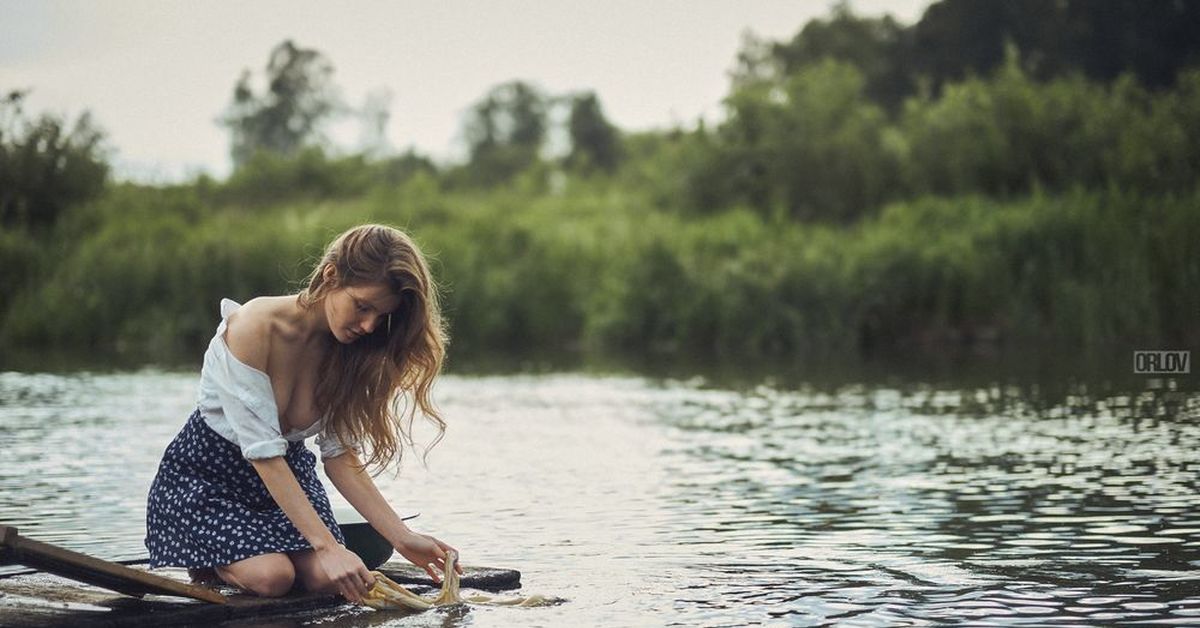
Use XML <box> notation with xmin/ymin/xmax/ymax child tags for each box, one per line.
<box><xmin>648</xmin><ymin>377</ymin><xmax>1199</xmax><ymax>625</ymax></box>
<box><xmin>0</xmin><ymin>367</ymin><xmax>1197</xmax><ymax>626</ymax></box>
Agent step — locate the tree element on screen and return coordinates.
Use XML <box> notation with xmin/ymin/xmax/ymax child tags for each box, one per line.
<box><xmin>357</xmin><ymin>87</ymin><xmax>393</xmax><ymax>158</ymax></box>
<box><xmin>912</xmin><ymin>0</ymin><xmax>1200</xmax><ymax>91</ymax></box>
<box><xmin>462</xmin><ymin>81</ymin><xmax>547</xmax><ymax>185</ymax></box>
<box><xmin>738</xmin><ymin>0</ymin><xmax>1200</xmax><ymax>116</ymax></box>
<box><xmin>696</xmin><ymin>60</ymin><xmax>899</xmax><ymax>222</ymax></box>
<box><xmin>565</xmin><ymin>91</ymin><xmax>620</xmax><ymax>173</ymax></box>
<box><xmin>768</xmin><ymin>2</ymin><xmax>914</xmax><ymax>112</ymax></box>
<box><xmin>378</xmin><ymin>149</ymin><xmax>437</xmax><ymax>186</ymax></box>
<box><xmin>0</xmin><ymin>90</ymin><xmax>108</xmax><ymax>229</ymax></box>
<box><xmin>220</xmin><ymin>40</ymin><xmax>343</xmax><ymax>169</ymax></box>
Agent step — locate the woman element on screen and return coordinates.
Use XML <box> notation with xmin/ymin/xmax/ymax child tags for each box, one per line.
<box><xmin>145</xmin><ymin>224</ymin><xmax>459</xmax><ymax>603</ymax></box>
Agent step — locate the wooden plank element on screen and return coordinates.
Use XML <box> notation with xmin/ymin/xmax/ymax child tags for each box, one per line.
<box><xmin>0</xmin><ymin>525</ymin><xmax>14</xmax><ymax>566</ymax></box>
<box><xmin>0</xmin><ymin>525</ymin><xmax>226</xmax><ymax>604</ymax></box>
<box><xmin>1</xmin><ymin>556</ymin><xmax>149</xmax><ymax>578</ymax></box>
<box><xmin>377</xmin><ymin>561</ymin><xmax>521</xmax><ymax>591</ymax></box>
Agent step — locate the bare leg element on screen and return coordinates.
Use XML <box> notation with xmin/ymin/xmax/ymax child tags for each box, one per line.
<box><xmin>215</xmin><ymin>553</ymin><xmax>296</xmax><ymax>597</ymax></box>
<box><xmin>290</xmin><ymin>548</ymin><xmax>345</xmax><ymax>595</ymax></box>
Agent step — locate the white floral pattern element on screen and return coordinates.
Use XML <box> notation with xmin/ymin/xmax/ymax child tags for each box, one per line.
<box><xmin>144</xmin><ymin>409</ymin><xmax>345</xmax><ymax>568</ymax></box>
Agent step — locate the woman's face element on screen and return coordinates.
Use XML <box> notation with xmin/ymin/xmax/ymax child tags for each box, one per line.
<box><xmin>324</xmin><ymin>282</ymin><xmax>403</xmax><ymax>344</ymax></box>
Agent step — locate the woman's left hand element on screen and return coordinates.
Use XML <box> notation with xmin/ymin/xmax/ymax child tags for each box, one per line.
<box><xmin>396</xmin><ymin>531</ymin><xmax>463</xmax><ymax>583</ymax></box>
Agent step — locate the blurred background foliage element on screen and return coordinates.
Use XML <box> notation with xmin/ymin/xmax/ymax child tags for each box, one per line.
<box><xmin>1</xmin><ymin>0</ymin><xmax>1197</xmax><ymax>365</ymax></box>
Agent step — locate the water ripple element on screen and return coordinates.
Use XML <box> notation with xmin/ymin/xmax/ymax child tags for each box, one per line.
<box><xmin>0</xmin><ymin>370</ymin><xmax>1196</xmax><ymax>625</ymax></box>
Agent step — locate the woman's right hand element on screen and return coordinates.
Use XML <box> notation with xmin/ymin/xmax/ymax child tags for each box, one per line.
<box><xmin>395</xmin><ymin>531</ymin><xmax>462</xmax><ymax>583</ymax></box>
<box><xmin>315</xmin><ymin>544</ymin><xmax>375</xmax><ymax>603</ymax></box>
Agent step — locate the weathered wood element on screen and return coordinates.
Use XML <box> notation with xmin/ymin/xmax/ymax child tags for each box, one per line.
<box><xmin>0</xmin><ymin>526</ymin><xmax>226</xmax><ymax>604</ymax></box>
<box><xmin>377</xmin><ymin>560</ymin><xmax>522</xmax><ymax>592</ymax></box>
<box><xmin>0</xmin><ymin>559</ymin><xmax>523</xmax><ymax>627</ymax></box>
<box><xmin>0</xmin><ymin>571</ymin><xmax>333</xmax><ymax>627</ymax></box>
<box><xmin>0</xmin><ymin>525</ymin><xmax>16</xmax><ymax>566</ymax></box>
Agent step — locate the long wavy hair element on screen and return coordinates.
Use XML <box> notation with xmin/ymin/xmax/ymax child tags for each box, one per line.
<box><xmin>298</xmin><ymin>224</ymin><xmax>447</xmax><ymax>473</ymax></box>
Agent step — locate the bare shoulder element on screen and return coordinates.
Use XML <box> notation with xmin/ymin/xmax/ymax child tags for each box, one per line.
<box><xmin>223</xmin><ymin>296</ymin><xmax>288</xmax><ymax>372</ymax></box>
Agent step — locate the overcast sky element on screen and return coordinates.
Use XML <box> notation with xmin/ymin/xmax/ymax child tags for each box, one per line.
<box><xmin>2</xmin><ymin>0</ymin><xmax>930</xmax><ymax>182</ymax></box>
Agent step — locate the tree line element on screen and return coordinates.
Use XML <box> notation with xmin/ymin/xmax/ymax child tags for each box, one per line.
<box><xmin>1</xmin><ymin>0</ymin><xmax>1197</xmax><ymax>363</ymax></box>
<box><xmin>6</xmin><ymin>0</ymin><xmax>1199</xmax><ymax>231</ymax></box>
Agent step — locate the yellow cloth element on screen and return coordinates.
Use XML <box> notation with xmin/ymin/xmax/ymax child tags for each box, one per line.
<box><xmin>362</xmin><ymin>550</ymin><xmax>556</xmax><ymax>610</ymax></box>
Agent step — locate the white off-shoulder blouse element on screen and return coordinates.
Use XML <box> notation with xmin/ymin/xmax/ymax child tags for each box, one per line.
<box><xmin>197</xmin><ymin>298</ymin><xmax>356</xmax><ymax>461</ymax></box>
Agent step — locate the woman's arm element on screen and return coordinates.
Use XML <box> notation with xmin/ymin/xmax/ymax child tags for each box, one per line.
<box><xmin>324</xmin><ymin>451</ymin><xmax>462</xmax><ymax>581</ymax></box>
<box><xmin>251</xmin><ymin>457</ymin><xmax>375</xmax><ymax>602</ymax></box>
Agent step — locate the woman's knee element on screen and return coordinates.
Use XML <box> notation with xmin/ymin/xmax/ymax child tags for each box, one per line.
<box><xmin>253</xmin><ymin>568</ymin><xmax>296</xmax><ymax>598</ymax></box>
<box><xmin>217</xmin><ymin>554</ymin><xmax>296</xmax><ymax>597</ymax></box>
<box><xmin>290</xmin><ymin>550</ymin><xmax>336</xmax><ymax>594</ymax></box>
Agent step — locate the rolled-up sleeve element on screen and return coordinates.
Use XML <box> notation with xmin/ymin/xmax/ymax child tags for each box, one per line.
<box><xmin>316</xmin><ymin>423</ymin><xmax>359</xmax><ymax>461</ymax></box>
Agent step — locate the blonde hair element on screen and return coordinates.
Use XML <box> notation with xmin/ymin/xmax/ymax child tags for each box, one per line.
<box><xmin>298</xmin><ymin>224</ymin><xmax>447</xmax><ymax>472</ymax></box>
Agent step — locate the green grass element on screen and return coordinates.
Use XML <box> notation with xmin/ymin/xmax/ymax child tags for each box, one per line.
<box><xmin>4</xmin><ymin>177</ymin><xmax>1195</xmax><ymax>362</ymax></box>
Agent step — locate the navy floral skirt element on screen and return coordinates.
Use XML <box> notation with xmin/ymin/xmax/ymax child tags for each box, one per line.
<box><xmin>145</xmin><ymin>409</ymin><xmax>345</xmax><ymax>568</ymax></box>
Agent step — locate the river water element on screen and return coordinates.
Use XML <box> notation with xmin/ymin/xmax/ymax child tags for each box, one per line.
<box><xmin>1</xmin><ymin>362</ymin><xmax>1198</xmax><ymax>626</ymax></box>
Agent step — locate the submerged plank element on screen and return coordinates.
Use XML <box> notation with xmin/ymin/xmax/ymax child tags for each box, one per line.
<box><xmin>377</xmin><ymin>560</ymin><xmax>522</xmax><ymax>592</ymax></box>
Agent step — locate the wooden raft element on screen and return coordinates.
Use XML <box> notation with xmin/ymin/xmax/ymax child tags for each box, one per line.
<box><xmin>0</xmin><ymin>530</ymin><xmax>523</xmax><ymax>627</ymax></box>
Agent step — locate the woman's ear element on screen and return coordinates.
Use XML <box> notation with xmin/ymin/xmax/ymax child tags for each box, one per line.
<box><xmin>322</xmin><ymin>263</ymin><xmax>338</xmax><ymax>286</ymax></box>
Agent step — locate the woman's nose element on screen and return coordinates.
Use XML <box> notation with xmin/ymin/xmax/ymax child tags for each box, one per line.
<box><xmin>360</xmin><ymin>316</ymin><xmax>378</xmax><ymax>334</ymax></box>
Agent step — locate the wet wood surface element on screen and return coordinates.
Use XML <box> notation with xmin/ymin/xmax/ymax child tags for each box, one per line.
<box><xmin>0</xmin><ymin>560</ymin><xmax>522</xmax><ymax>627</ymax></box>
